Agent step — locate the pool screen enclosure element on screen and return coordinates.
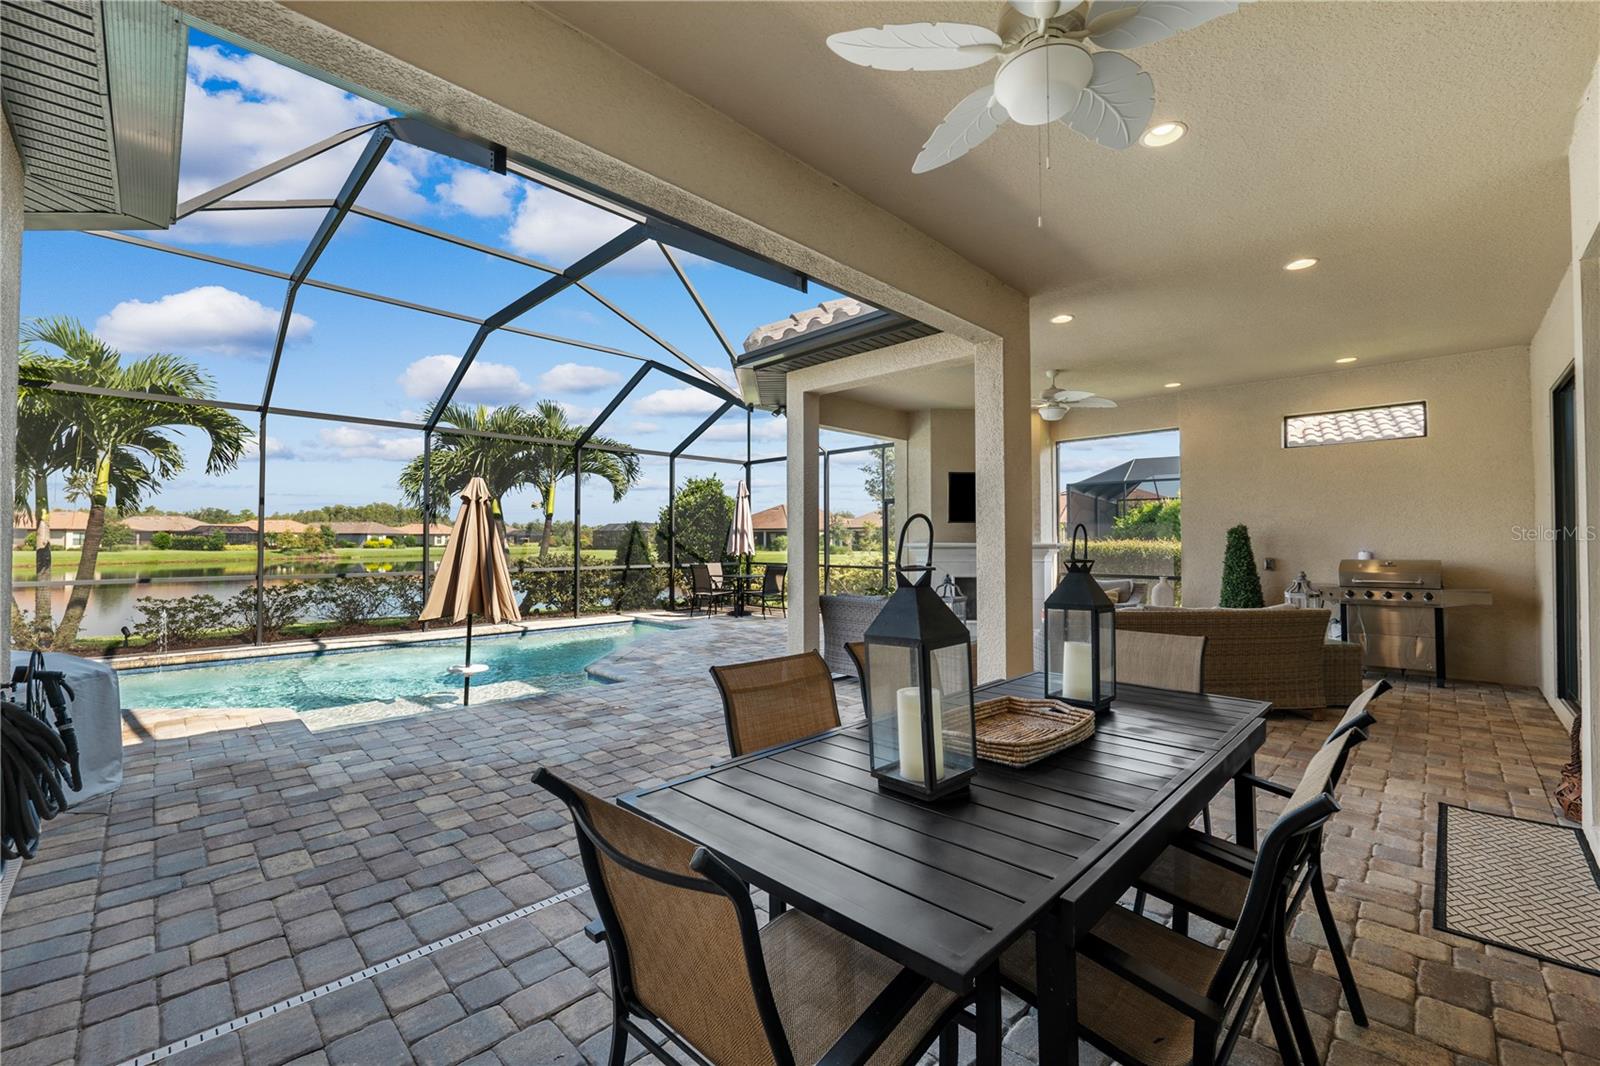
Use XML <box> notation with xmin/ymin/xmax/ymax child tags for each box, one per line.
<box><xmin>12</xmin><ymin>113</ymin><xmax>900</xmax><ymax>647</ymax></box>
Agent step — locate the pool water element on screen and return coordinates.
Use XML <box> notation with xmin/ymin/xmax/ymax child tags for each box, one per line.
<box><xmin>117</xmin><ymin>621</ymin><xmax>665</xmax><ymax>711</ymax></box>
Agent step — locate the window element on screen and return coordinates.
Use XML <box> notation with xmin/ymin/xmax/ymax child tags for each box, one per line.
<box><xmin>1283</xmin><ymin>402</ymin><xmax>1427</xmax><ymax>448</ymax></box>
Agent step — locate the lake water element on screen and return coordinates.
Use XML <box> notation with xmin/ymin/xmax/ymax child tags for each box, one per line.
<box><xmin>11</xmin><ymin>559</ymin><xmax>431</xmax><ymax>638</ymax></box>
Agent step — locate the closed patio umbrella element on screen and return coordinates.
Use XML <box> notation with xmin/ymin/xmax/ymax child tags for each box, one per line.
<box><xmin>727</xmin><ymin>480</ymin><xmax>755</xmax><ymax>558</ymax></box>
<box><xmin>419</xmin><ymin>476</ymin><xmax>520</xmax><ymax>705</ymax></box>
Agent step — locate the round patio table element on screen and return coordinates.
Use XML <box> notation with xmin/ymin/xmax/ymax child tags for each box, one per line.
<box><xmin>723</xmin><ymin>573</ymin><xmax>761</xmax><ymax>617</ymax></box>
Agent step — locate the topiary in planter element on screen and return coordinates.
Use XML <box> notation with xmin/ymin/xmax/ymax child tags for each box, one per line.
<box><xmin>1219</xmin><ymin>524</ymin><xmax>1265</xmax><ymax>608</ymax></box>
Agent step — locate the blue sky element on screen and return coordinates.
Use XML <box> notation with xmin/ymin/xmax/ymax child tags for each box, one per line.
<box><xmin>20</xmin><ymin>31</ymin><xmax>878</xmax><ymax>526</ymax></box>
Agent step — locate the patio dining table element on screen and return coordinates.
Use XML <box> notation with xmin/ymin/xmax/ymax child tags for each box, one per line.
<box><xmin>622</xmin><ymin>673</ymin><xmax>1271</xmax><ymax>1065</ymax></box>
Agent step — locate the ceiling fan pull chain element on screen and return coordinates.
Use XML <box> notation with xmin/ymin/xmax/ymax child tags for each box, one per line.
<box><xmin>1037</xmin><ymin>126</ymin><xmax>1045</xmax><ymax>229</ymax></box>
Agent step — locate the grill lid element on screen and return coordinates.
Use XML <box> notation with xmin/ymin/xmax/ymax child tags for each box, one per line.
<box><xmin>1338</xmin><ymin>559</ymin><xmax>1442</xmax><ymax>589</ymax></box>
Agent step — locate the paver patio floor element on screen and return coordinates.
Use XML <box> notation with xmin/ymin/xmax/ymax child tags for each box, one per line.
<box><xmin>2</xmin><ymin>615</ymin><xmax>1595</xmax><ymax>1066</ymax></box>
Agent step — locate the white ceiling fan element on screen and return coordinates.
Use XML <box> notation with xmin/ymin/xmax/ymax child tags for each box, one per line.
<box><xmin>1033</xmin><ymin>370</ymin><xmax>1117</xmax><ymax>421</ymax></box>
<box><xmin>826</xmin><ymin>1</ymin><xmax>1245</xmax><ymax>174</ymax></box>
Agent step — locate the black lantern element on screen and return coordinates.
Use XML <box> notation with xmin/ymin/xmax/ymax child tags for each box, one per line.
<box><xmin>935</xmin><ymin>573</ymin><xmax>969</xmax><ymax>621</ymax></box>
<box><xmin>1044</xmin><ymin>524</ymin><xmax>1116</xmax><ymax>711</ymax></box>
<box><xmin>862</xmin><ymin>514</ymin><xmax>977</xmax><ymax>802</ymax></box>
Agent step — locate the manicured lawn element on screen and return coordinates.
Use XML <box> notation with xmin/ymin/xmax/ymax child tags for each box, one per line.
<box><xmin>10</xmin><ymin>544</ymin><xmax>620</xmax><ymax>580</ymax></box>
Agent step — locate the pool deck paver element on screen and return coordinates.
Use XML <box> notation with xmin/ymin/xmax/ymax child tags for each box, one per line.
<box><xmin>1</xmin><ymin>614</ymin><xmax>1596</xmax><ymax>1066</ymax></box>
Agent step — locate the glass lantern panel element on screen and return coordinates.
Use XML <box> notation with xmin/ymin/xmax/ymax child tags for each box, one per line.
<box><xmin>1055</xmin><ymin>608</ymin><xmax>1098</xmax><ymax>704</ymax></box>
<box><xmin>1098</xmin><ymin>609</ymin><xmax>1117</xmax><ymax>701</ymax></box>
<box><xmin>865</xmin><ymin>641</ymin><xmax>922</xmax><ymax>786</ymax></box>
<box><xmin>929</xmin><ymin>642</ymin><xmax>976</xmax><ymax>782</ymax></box>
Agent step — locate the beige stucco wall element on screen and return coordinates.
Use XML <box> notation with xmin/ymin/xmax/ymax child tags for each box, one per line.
<box><xmin>1</xmin><ymin>119</ymin><xmax>22</xmax><ymax>673</ymax></box>
<box><xmin>1056</xmin><ymin>346</ymin><xmax>1539</xmax><ymax>687</ymax></box>
<box><xmin>905</xmin><ymin>409</ymin><xmax>977</xmax><ymax>544</ymax></box>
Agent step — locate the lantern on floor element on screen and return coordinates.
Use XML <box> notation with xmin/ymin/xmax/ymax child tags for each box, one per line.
<box><xmin>936</xmin><ymin>573</ymin><xmax>969</xmax><ymax>621</ymax></box>
<box><xmin>1044</xmin><ymin>524</ymin><xmax>1116</xmax><ymax>712</ymax></box>
<box><xmin>862</xmin><ymin>514</ymin><xmax>976</xmax><ymax>802</ymax></box>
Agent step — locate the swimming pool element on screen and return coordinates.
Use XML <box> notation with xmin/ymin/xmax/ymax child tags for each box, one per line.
<box><xmin>117</xmin><ymin>621</ymin><xmax>668</xmax><ymax>712</ymax></box>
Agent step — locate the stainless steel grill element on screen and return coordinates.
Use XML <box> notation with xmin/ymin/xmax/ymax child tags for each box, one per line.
<box><xmin>1336</xmin><ymin>559</ymin><xmax>1491</xmax><ymax>685</ymax></box>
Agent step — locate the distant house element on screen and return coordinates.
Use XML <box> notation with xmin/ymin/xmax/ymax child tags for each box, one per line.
<box><xmin>328</xmin><ymin>521</ymin><xmax>405</xmax><ymax>546</ymax></box>
<box><xmin>12</xmin><ymin>509</ymin><xmax>90</xmax><ymax>549</ymax></box>
<box><xmin>121</xmin><ymin>514</ymin><xmax>204</xmax><ymax>546</ymax></box>
<box><xmin>590</xmin><ymin>522</ymin><xmax>655</xmax><ymax>551</ymax></box>
<box><xmin>395</xmin><ymin>522</ymin><xmax>451</xmax><ymax>548</ymax></box>
<box><xmin>192</xmin><ymin>522</ymin><xmax>258</xmax><ymax>546</ymax></box>
<box><xmin>750</xmin><ymin>504</ymin><xmax>790</xmax><ymax>550</ymax></box>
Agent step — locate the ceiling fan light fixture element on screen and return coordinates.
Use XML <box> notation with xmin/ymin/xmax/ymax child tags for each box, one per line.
<box><xmin>1140</xmin><ymin>121</ymin><xmax>1186</xmax><ymax>147</ymax></box>
<box><xmin>1336</xmin><ymin>357</ymin><xmax>1358</xmax><ymax>364</ymax></box>
<box><xmin>1164</xmin><ymin>382</ymin><xmax>1182</xmax><ymax>388</ymax></box>
<box><xmin>993</xmin><ymin>39</ymin><xmax>1092</xmax><ymax>126</ymax></box>
<box><xmin>1050</xmin><ymin>313</ymin><xmax>1074</xmax><ymax>324</ymax></box>
<box><xmin>1284</xmin><ymin>257</ymin><xmax>1319</xmax><ymax>271</ymax></box>
<box><xmin>1038</xmin><ymin>404</ymin><xmax>1067</xmax><ymax>422</ymax></box>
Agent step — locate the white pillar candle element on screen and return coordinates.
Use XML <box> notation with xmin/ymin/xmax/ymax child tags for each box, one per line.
<box><xmin>1061</xmin><ymin>641</ymin><xmax>1093</xmax><ymax>702</ymax></box>
<box><xmin>896</xmin><ymin>686</ymin><xmax>945</xmax><ymax>784</ymax></box>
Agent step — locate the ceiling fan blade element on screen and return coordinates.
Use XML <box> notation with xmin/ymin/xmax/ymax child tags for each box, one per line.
<box><xmin>1084</xmin><ymin>1</ymin><xmax>1243</xmax><ymax>51</ymax></box>
<box><xmin>1060</xmin><ymin>50</ymin><xmax>1153</xmax><ymax>149</ymax></box>
<box><xmin>826</xmin><ymin>23</ymin><xmax>1003</xmax><ymax>71</ymax></box>
<box><xmin>914</xmin><ymin>86</ymin><xmax>1010</xmax><ymax>173</ymax></box>
<box><xmin>1069</xmin><ymin>396</ymin><xmax>1119</xmax><ymax>408</ymax></box>
<box><xmin>1054</xmin><ymin>388</ymin><xmax>1094</xmax><ymax>402</ymax></box>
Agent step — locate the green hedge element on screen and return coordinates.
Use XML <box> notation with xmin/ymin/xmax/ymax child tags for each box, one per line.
<box><xmin>1085</xmin><ymin>538</ymin><xmax>1181</xmax><ymax>578</ymax></box>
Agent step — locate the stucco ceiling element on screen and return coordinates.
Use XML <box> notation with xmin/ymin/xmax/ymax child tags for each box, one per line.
<box><xmin>546</xmin><ymin>1</ymin><xmax>1598</xmax><ymax>405</ymax></box>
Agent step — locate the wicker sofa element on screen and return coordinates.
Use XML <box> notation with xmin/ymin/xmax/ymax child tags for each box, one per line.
<box><xmin>1116</xmin><ymin>607</ymin><xmax>1362</xmax><ymax>715</ymax></box>
<box><xmin>819</xmin><ymin>594</ymin><xmax>887</xmax><ymax>676</ymax></box>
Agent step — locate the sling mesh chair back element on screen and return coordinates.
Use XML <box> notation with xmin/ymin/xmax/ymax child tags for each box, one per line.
<box><xmin>533</xmin><ymin>769</ymin><xmax>960</xmax><ymax>1066</ymax></box>
<box><xmin>712</xmin><ymin>652</ymin><xmax>842</xmax><ymax>758</ymax></box>
<box><xmin>1133</xmin><ymin>680</ymin><xmax>1391</xmax><ymax>1044</ymax></box>
<box><xmin>997</xmin><ymin>748</ymin><xmax>1347</xmax><ymax>1066</ymax></box>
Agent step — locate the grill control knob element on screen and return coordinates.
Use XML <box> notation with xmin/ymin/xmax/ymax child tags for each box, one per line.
<box><xmin>1364</xmin><ymin>591</ymin><xmax>1375</xmax><ymax>599</ymax></box>
<box><xmin>1422</xmin><ymin>592</ymin><xmax>1434</xmax><ymax>602</ymax></box>
<box><xmin>1344</xmin><ymin>590</ymin><xmax>1355</xmax><ymax>599</ymax></box>
<box><xmin>1402</xmin><ymin>592</ymin><xmax>1413</xmax><ymax>601</ymax></box>
<box><xmin>1382</xmin><ymin>591</ymin><xmax>1393</xmax><ymax>599</ymax></box>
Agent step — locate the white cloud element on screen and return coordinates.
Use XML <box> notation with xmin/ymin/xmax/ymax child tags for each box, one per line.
<box><xmin>628</xmin><ymin>420</ymin><xmax>662</xmax><ymax>435</ymax></box>
<box><xmin>556</xmin><ymin>401</ymin><xmax>602</xmax><ymax>423</ymax></box>
<box><xmin>314</xmin><ymin>426</ymin><xmax>422</xmax><ymax>462</ymax></box>
<box><xmin>243</xmin><ymin>434</ymin><xmax>294</xmax><ymax>460</ymax></box>
<box><xmin>398</xmin><ymin>354</ymin><xmax>533</xmax><ymax>404</ymax></box>
<box><xmin>172</xmin><ymin>45</ymin><xmax>429</xmax><ymax>245</ymax></box>
<box><xmin>632</xmin><ymin>386</ymin><xmax>726</xmax><ymax>417</ymax></box>
<box><xmin>439</xmin><ymin>168</ymin><xmax>519</xmax><ymax>218</ymax></box>
<box><xmin>504</xmin><ymin>186</ymin><xmax>661</xmax><ymax>270</ymax></box>
<box><xmin>95</xmin><ymin>286</ymin><xmax>312</xmax><ymax>357</ymax></box>
<box><xmin>705</xmin><ymin>415</ymin><xmax>787</xmax><ymax>442</ymax></box>
<box><xmin>537</xmin><ymin>362</ymin><xmax>623</xmax><ymax>394</ymax></box>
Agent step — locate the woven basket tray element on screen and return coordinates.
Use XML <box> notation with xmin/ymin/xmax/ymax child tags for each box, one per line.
<box><xmin>974</xmin><ymin>696</ymin><xmax>1096</xmax><ymax>768</ymax></box>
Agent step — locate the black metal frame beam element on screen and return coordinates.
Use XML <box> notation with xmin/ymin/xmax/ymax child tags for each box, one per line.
<box><xmin>176</xmin><ymin>122</ymin><xmax>384</xmax><ymax>217</ymax></box>
<box><xmin>659</xmin><ymin>242</ymin><xmax>737</xmax><ymax>361</ymax></box>
<box><xmin>573</xmin><ymin>363</ymin><xmax>652</xmax><ymax>450</ymax></box>
<box><xmin>671</xmin><ymin>400</ymin><xmax>737</xmax><ymax>459</ymax></box>
<box><xmin>426</xmin><ymin>224</ymin><xmax>651</xmax><ymax>430</ymax></box>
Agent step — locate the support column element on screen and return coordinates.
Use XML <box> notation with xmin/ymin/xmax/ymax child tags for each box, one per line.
<box><xmin>786</xmin><ymin>392</ymin><xmax>821</xmax><ymax>653</ymax></box>
<box><xmin>973</xmin><ymin>336</ymin><xmax>1034</xmax><ymax>681</ymax></box>
<box><xmin>1</xmin><ymin>120</ymin><xmax>23</xmax><ymax>673</ymax></box>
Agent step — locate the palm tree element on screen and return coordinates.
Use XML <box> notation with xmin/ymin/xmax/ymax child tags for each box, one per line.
<box><xmin>399</xmin><ymin>399</ymin><xmax>642</xmax><ymax>561</ymax></box>
<box><xmin>398</xmin><ymin>403</ymin><xmax>544</xmax><ymax>525</ymax></box>
<box><xmin>14</xmin><ymin>344</ymin><xmax>78</xmax><ymax>644</ymax></box>
<box><xmin>525</xmin><ymin>400</ymin><xmax>641</xmax><ymax>560</ymax></box>
<box><xmin>25</xmin><ymin>318</ymin><xmax>249</xmax><ymax>648</ymax></box>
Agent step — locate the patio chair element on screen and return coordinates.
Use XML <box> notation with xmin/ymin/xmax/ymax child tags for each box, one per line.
<box><xmin>533</xmin><ymin>768</ymin><xmax>964</xmax><ymax>1066</ymax></box>
<box><xmin>1132</xmin><ymin>679</ymin><xmax>1392</xmax><ymax>1035</ymax></box>
<box><xmin>711</xmin><ymin>651</ymin><xmax>842</xmax><ymax>758</ymax></box>
<box><xmin>998</xmin><ymin>734</ymin><xmax>1356</xmax><ymax>1066</ymax></box>
<box><xmin>756</xmin><ymin>563</ymin><xmax>788</xmax><ymax>616</ymax></box>
<box><xmin>688</xmin><ymin>563</ymin><xmax>733</xmax><ymax>617</ymax></box>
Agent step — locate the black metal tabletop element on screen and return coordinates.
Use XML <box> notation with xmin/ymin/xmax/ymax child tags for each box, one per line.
<box><xmin>622</xmin><ymin>673</ymin><xmax>1269</xmax><ymax>994</ymax></box>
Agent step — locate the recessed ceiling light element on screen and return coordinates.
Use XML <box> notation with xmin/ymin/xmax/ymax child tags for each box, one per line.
<box><xmin>1140</xmin><ymin>121</ymin><xmax>1187</xmax><ymax>148</ymax></box>
<box><xmin>1336</xmin><ymin>357</ymin><xmax>1358</xmax><ymax>364</ymax></box>
<box><xmin>1164</xmin><ymin>382</ymin><xmax>1182</xmax><ymax>388</ymax></box>
<box><xmin>1050</xmin><ymin>313</ymin><xmax>1074</xmax><ymax>324</ymax></box>
<box><xmin>1284</xmin><ymin>257</ymin><xmax>1319</xmax><ymax>271</ymax></box>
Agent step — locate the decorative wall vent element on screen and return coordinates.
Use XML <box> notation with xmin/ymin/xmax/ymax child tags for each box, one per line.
<box><xmin>1283</xmin><ymin>402</ymin><xmax>1427</xmax><ymax>448</ymax></box>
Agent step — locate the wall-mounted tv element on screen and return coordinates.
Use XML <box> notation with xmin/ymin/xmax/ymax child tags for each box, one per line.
<box><xmin>948</xmin><ymin>472</ymin><xmax>976</xmax><ymax>524</ymax></box>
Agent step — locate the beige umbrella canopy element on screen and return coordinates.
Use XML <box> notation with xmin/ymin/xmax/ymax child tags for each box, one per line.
<box><xmin>420</xmin><ymin>476</ymin><xmax>519</xmax><ymax>703</ymax></box>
